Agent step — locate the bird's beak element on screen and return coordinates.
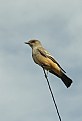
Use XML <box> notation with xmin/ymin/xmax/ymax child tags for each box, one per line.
<box><xmin>24</xmin><ymin>41</ymin><xmax>32</xmax><ymax>48</ymax></box>
<box><xmin>24</xmin><ymin>42</ymin><xmax>29</xmax><ymax>45</ymax></box>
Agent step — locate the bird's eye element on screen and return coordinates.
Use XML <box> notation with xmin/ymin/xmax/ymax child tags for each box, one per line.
<box><xmin>31</xmin><ymin>40</ymin><xmax>35</xmax><ymax>43</ymax></box>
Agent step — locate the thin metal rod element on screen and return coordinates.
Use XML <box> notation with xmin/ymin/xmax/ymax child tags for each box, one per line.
<box><xmin>43</xmin><ymin>68</ymin><xmax>62</xmax><ymax>121</ymax></box>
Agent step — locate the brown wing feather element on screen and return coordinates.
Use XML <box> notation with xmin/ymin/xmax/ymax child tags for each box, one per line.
<box><xmin>37</xmin><ymin>47</ymin><xmax>66</xmax><ymax>73</ymax></box>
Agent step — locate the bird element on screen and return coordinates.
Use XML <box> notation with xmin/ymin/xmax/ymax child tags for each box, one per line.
<box><xmin>25</xmin><ymin>39</ymin><xmax>72</xmax><ymax>88</ymax></box>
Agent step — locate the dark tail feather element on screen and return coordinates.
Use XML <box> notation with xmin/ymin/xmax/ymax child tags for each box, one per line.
<box><xmin>61</xmin><ymin>73</ymin><xmax>72</xmax><ymax>88</ymax></box>
<box><xmin>49</xmin><ymin>70</ymin><xmax>72</xmax><ymax>88</ymax></box>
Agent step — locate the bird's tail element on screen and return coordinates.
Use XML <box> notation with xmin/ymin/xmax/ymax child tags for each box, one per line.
<box><xmin>61</xmin><ymin>73</ymin><xmax>72</xmax><ymax>88</ymax></box>
<box><xmin>49</xmin><ymin>70</ymin><xmax>72</xmax><ymax>88</ymax></box>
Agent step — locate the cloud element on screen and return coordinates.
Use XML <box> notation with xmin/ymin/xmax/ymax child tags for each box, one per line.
<box><xmin>0</xmin><ymin>0</ymin><xmax>82</xmax><ymax>121</ymax></box>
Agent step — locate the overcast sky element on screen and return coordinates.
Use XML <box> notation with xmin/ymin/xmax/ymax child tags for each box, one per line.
<box><xmin>0</xmin><ymin>0</ymin><xmax>82</xmax><ymax>121</ymax></box>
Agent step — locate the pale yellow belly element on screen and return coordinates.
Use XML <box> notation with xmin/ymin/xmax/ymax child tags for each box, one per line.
<box><xmin>32</xmin><ymin>53</ymin><xmax>61</xmax><ymax>75</ymax></box>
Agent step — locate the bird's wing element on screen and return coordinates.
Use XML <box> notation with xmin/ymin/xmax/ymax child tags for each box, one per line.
<box><xmin>37</xmin><ymin>47</ymin><xmax>66</xmax><ymax>73</ymax></box>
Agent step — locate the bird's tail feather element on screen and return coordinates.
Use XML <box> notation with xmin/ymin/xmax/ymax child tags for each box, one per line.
<box><xmin>49</xmin><ymin>70</ymin><xmax>72</xmax><ymax>88</ymax></box>
<box><xmin>61</xmin><ymin>73</ymin><xmax>72</xmax><ymax>88</ymax></box>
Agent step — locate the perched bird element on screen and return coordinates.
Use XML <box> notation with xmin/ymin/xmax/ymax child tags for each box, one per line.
<box><xmin>25</xmin><ymin>40</ymin><xmax>72</xmax><ymax>88</ymax></box>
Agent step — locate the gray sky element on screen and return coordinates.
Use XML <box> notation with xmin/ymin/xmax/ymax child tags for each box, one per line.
<box><xmin>0</xmin><ymin>0</ymin><xmax>82</xmax><ymax>121</ymax></box>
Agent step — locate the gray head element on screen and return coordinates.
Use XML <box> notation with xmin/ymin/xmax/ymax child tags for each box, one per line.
<box><xmin>25</xmin><ymin>39</ymin><xmax>42</xmax><ymax>48</ymax></box>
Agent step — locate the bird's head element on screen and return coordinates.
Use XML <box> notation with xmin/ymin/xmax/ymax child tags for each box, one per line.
<box><xmin>25</xmin><ymin>39</ymin><xmax>42</xmax><ymax>48</ymax></box>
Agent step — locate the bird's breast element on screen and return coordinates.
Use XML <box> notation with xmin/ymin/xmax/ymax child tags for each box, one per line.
<box><xmin>32</xmin><ymin>53</ymin><xmax>40</xmax><ymax>64</ymax></box>
<box><xmin>32</xmin><ymin>48</ymin><xmax>41</xmax><ymax>65</ymax></box>
<box><xmin>32</xmin><ymin>50</ymin><xmax>51</xmax><ymax>70</ymax></box>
